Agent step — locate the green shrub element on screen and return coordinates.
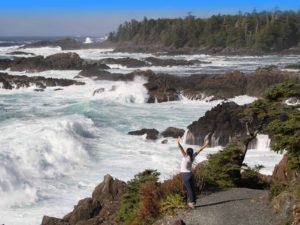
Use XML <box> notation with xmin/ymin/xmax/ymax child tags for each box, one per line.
<box><xmin>262</xmin><ymin>82</ymin><xmax>299</xmax><ymax>101</ymax></box>
<box><xmin>159</xmin><ymin>194</ymin><xmax>186</xmax><ymax>216</ymax></box>
<box><xmin>196</xmin><ymin>141</ymin><xmax>244</xmax><ymax>189</ymax></box>
<box><xmin>269</xmin><ymin>183</ymin><xmax>288</xmax><ymax>200</ymax></box>
<box><xmin>136</xmin><ymin>180</ymin><xmax>160</xmax><ymax>225</ymax></box>
<box><xmin>115</xmin><ymin>169</ymin><xmax>160</xmax><ymax>224</ymax></box>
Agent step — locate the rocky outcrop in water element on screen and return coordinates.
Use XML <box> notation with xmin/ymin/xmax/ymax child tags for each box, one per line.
<box><xmin>186</xmin><ymin>102</ymin><xmax>247</xmax><ymax>146</ymax></box>
<box><xmin>99</xmin><ymin>57</ymin><xmax>148</xmax><ymax>68</ymax></box>
<box><xmin>145</xmin><ymin>57</ymin><xmax>207</xmax><ymax>67</ymax></box>
<box><xmin>80</xmin><ymin>68</ymin><xmax>300</xmax><ymax>103</ymax></box>
<box><xmin>6</xmin><ymin>51</ymin><xmax>35</xmax><ymax>56</ymax></box>
<box><xmin>161</xmin><ymin>127</ymin><xmax>185</xmax><ymax>138</ymax></box>
<box><xmin>41</xmin><ymin>174</ymin><xmax>126</xmax><ymax>225</ymax></box>
<box><xmin>22</xmin><ymin>38</ymin><xmax>105</xmax><ymax>50</ymax></box>
<box><xmin>0</xmin><ymin>52</ymin><xmax>109</xmax><ymax>72</ymax></box>
<box><xmin>0</xmin><ymin>72</ymin><xmax>84</xmax><ymax>90</ymax></box>
<box><xmin>78</xmin><ymin>68</ymin><xmax>130</xmax><ymax>81</ymax></box>
<box><xmin>128</xmin><ymin>128</ymin><xmax>160</xmax><ymax>140</ymax></box>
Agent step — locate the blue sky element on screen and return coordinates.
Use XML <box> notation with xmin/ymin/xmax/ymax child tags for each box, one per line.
<box><xmin>0</xmin><ymin>0</ymin><xmax>299</xmax><ymax>36</ymax></box>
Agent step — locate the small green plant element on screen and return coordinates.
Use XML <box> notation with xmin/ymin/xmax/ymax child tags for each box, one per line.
<box><xmin>196</xmin><ymin>141</ymin><xmax>244</xmax><ymax>189</ymax></box>
<box><xmin>269</xmin><ymin>183</ymin><xmax>288</xmax><ymax>200</ymax></box>
<box><xmin>115</xmin><ymin>169</ymin><xmax>160</xmax><ymax>224</ymax></box>
<box><xmin>159</xmin><ymin>194</ymin><xmax>186</xmax><ymax>216</ymax></box>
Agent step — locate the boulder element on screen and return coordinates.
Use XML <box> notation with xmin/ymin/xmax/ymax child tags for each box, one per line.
<box><xmin>42</xmin><ymin>175</ymin><xmax>126</xmax><ymax>225</ymax></box>
<box><xmin>161</xmin><ymin>127</ymin><xmax>185</xmax><ymax>138</ymax></box>
<box><xmin>67</xmin><ymin>198</ymin><xmax>101</xmax><ymax>225</ymax></box>
<box><xmin>41</xmin><ymin>216</ymin><xmax>69</xmax><ymax>225</ymax></box>
<box><xmin>92</xmin><ymin>174</ymin><xmax>126</xmax><ymax>204</ymax></box>
<box><xmin>44</xmin><ymin>53</ymin><xmax>84</xmax><ymax>70</ymax></box>
<box><xmin>128</xmin><ymin>128</ymin><xmax>160</xmax><ymax>140</ymax></box>
<box><xmin>186</xmin><ymin>102</ymin><xmax>246</xmax><ymax>146</ymax></box>
<box><xmin>272</xmin><ymin>154</ymin><xmax>300</xmax><ymax>184</ymax></box>
<box><xmin>272</xmin><ymin>192</ymin><xmax>295</xmax><ymax>222</ymax></box>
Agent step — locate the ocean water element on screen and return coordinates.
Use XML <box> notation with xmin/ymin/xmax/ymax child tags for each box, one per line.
<box><xmin>0</xmin><ymin>45</ymin><xmax>289</xmax><ymax>225</ymax></box>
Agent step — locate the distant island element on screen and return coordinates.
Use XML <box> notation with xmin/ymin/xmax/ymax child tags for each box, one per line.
<box><xmin>107</xmin><ymin>10</ymin><xmax>300</xmax><ymax>54</ymax></box>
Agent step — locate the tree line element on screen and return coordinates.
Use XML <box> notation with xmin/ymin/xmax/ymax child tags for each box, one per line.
<box><xmin>108</xmin><ymin>10</ymin><xmax>300</xmax><ymax>51</ymax></box>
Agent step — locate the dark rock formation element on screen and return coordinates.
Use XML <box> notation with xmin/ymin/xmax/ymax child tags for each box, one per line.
<box><xmin>285</xmin><ymin>64</ymin><xmax>300</xmax><ymax>69</ymax></box>
<box><xmin>0</xmin><ymin>72</ymin><xmax>84</xmax><ymax>90</ymax></box>
<box><xmin>128</xmin><ymin>128</ymin><xmax>160</xmax><ymax>140</ymax></box>
<box><xmin>22</xmin><ymin>38</ymin><xmax>82</xmax><ymax>50</ymax></box>
<box><xmin>41</xmin><ymin>216</ymin><xmax>69</xmax><ymax>225</ymax></box>
<box><xmin>41</xmin><ymin>174</ymin><xmax>126</xmax><ymax>225</ymax></box>
<box><xmin>21</xmin><ymin>38</ymin><xmax>104</xmax><ymax>50</ymax></box>
<box><xmin>44</xmin><ymin>52</ymin><xmax>84</xmax><ymax>70</ymax></box>
<box><xmin>161</xmin><ymin>127</ymin><xmax>185</xmax><ymax>138</ymax></box>
<box><xmin>6</xmin><ymin>51</ymin><xmax>35</xmax><ymax>56</ymax></box>
<box><xmin>80</xmin><ymin>68</ymin><xmax>300</xmax><ymax>103</ymax></box>
<box><xmin>67</xmin><ymin>198</ymin><xmax>101</xmax><ymax>225</ymax></box>
<box><xmin>78</xmin><ymin>68</ymin><xmax>130</xmax><ymax>81</ymax></box>
<box><xmin>186</xmin><ymin>102</ymin><xmax>247</xmax><ymax>146</ymax></box>
<box><xmin>0</xmin><ymin>52</ymin><xmax>109</xmax><ymax>72</ymax></box>
<box><xmin>99</xmin><ymin>57</ymin><xmax>148</xmax><ymax>67</ymax></box>
<box><xmin>0</xmin><ymin>74</ymin><xmax>13</xmax><ymax>89</ymax></box>
<box><xmin>145</xmin><ymin>57</ymin><xmax>204</xmax><ymax>67</ymax></box>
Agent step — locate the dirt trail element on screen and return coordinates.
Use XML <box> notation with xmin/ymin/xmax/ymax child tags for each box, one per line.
<box><xmin>178</xmin><ymin>188</ymin><xmax>280</xmax><ymax>225</ymax></box>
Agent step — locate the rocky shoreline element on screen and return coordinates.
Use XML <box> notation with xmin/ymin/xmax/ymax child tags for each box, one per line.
<box><xmin>107</xmin><ymin>41</ymin><xmax>300</xmax><ymax>56</ymax></box>
<box><xmin>40</xmin><ymin>156</ymin><xmax>292</xmax><ymax>225</ymax></box>
<box><xmin>1</xmin><ymin>50</ymin><xmax>299</xmax><ymax>104</ymax></box>
<box><xmin>0</xmin><ymin>72</ymin><xmax>84</xmax><ymax>90</ymax></box>
<box><xmin>83</xmin><ymin>68</ymin><xmax>300</xmax><ymax>103</ymax></box>
<box><xmin>0</xmin><ymin>52</ymin><xmax>109</xmax><ymax>72</ymax></box>
<box><xmin>14</xmin><ymin>38</ymin><xmax>300</xmax><ymax>56</ymax></box>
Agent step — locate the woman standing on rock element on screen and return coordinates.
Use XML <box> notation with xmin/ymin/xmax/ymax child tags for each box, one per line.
<box><xmin>177</xmin><ymin>137</ymin><xmax>209</xmax><ymax>209</ymax></box>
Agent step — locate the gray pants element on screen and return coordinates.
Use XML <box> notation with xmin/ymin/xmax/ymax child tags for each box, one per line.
<box><xmin>181</xmin><ymin>172</ymin><xmax>196</xmax><ymax>203</ymax></box>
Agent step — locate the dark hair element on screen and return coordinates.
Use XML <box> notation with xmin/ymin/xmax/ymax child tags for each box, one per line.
<box><xmin>186</xmin><ymin>148</ymin><xmax>194</xmax><ymax>162</ymax></box>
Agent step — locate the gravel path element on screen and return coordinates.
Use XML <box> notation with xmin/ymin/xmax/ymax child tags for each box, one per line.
<box><xmin>178</xmin><ymin>188</ymin><xmax>281</xmax><ymax>225</ymax></box>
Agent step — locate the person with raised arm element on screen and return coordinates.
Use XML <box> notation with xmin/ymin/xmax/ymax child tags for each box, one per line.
<box><xmin>177</xmin><ymin>136</ymin><xmax>209</xmax><ymax>209</ymax></box>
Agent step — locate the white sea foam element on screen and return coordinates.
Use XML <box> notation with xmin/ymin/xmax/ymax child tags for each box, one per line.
<box><xmin>0</xmin><ymin>46</ymin><xmax>295</xmax><ymax>225</ymax></box>
<box><xmin>0</xmin><ymin>115</ymin><xmax>96</xmax><ymax>208</ymax></box>
<box><xmin>92</xmin><ymin>76</ymin><xmax>149</xmax><ymax>103</ymax></box>
<box><xmin>245</xmin><ymin>134</ymin><xmax>283</xmax><ymax>175</ymax></box>
<box><xmin>84</xmin><ymin>37</ymin><xmax>93</xmax><ymax>44</ymax></box>
<box><xmin>227</xmin><ymin>95</ymin><xmax>258</xmax><ymax>105</ymax></box>
<box><xmin>179</xmin><ymin>94</ymin><xmax>257</xmax><ymax>106</ymax></box>
<box><xmin>21</xmin><ymin>46</ymin><xmax>62</xmax><ymax>56</ymax></box>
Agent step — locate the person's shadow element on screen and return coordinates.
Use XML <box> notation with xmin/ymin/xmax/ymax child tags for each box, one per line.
<box><xmin>195</xmin><ymin>198</ymin><xmax>251</xmax><ymax>208</ymax></box>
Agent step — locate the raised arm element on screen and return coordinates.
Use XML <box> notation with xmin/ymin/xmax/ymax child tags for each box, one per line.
<box><xmin>176</xmin><ymin>137</ymin><xmax>186</xmax><ymax>157</ymax></box>
<box><xmin>195</xmin><ymin>139</ymin><xmax>209</xmax><ymax>156</ymax></box>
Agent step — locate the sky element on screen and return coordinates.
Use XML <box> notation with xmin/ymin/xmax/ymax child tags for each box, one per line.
<box><xmin>0</xmin><ymin>0</ymin><xmax>299</xmax><ymax>37</ymax></box>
